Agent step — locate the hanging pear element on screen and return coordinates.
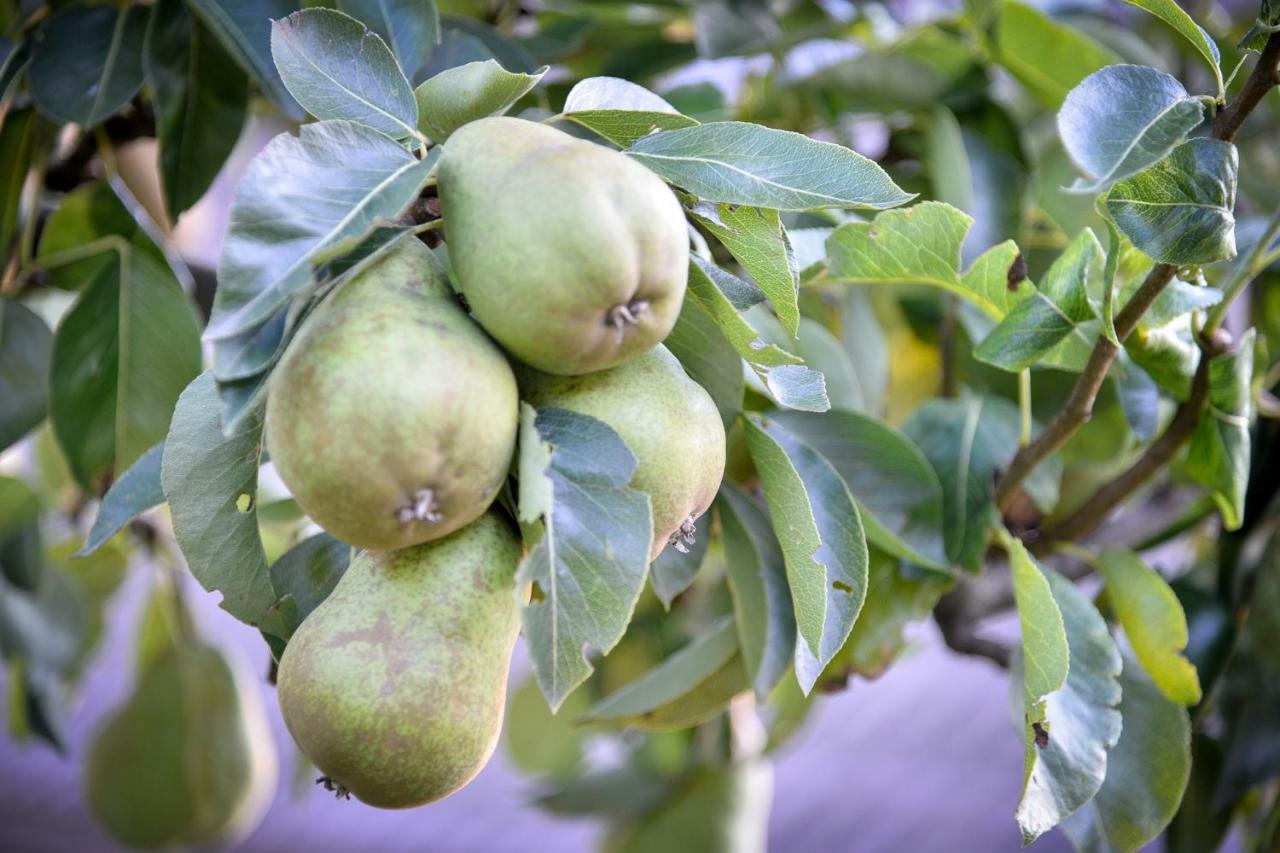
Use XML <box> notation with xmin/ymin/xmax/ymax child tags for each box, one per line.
<box><xmin>438</xmin><ymin>116</ymin><xmax>689</xmax><ymax>375</ymax></box>
<box><xmin>517</xmin><ymin>345</ymin><xmax>725</xmax><ymax>560</ymax></box>
<box><xmin>276</xmin><ymin>511</ymin><xmax>523</xmax><ymax>808</ymax></box>
<box><xmin>266</xmin><ymin>238</ymin><xmax>518</xmax><ymax>550</ymax></box>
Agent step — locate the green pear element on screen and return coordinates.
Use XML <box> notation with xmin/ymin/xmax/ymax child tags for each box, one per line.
<box><xmin>276</xmin><ymin>511</ymin><xmax>523</xmax><ymax>809</ymax></box>
<box><xmin>517</xmin><ymin>345</ymin><xmax>725</xmax><ymax>561</ymax></box>
<box><xmin>266</xmin><ymin>238</ymin><xmax>518</xmax><ymax>551</ymax></box>
<box><xmin>86</xmin><ymin>619</ymin><xmax>277</xmax><ymax>848</ymax></box>
<box><xmin>438</xmin><ymin>116</ymin><xmax>689</xmax><ymax>375</ymax></box>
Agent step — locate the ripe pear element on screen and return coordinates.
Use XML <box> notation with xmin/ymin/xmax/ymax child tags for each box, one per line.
<box><xmin>517</xmin><ymin>345</ymin><xmax>725</xmax><ymax>561</ymax></box>
<box><xmin>437</xmin><ymin>116</ymin><xmax>689</xmax><ymax>375</ymax></box>
<box><xmin>266</xmin><ymin>238</ymin><xmax>518</xmax><ymax>550</ymax></box>
<box><xmin>276</xmin><ymin>511</ymin><xmax>523</xmax><ymax>809</ymax></box>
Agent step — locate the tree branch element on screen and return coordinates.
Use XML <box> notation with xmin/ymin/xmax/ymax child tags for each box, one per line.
<box><xmin>994</xmin><ymin>33</ymin><xmax>1280</xmax><ymax>513</ymax></box>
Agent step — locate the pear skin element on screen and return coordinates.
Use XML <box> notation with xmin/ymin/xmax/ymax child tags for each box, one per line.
<box><xmin>266</xmin><ymin>238</ymin><xmax>518</xmax><ymax>550</ymax></box>
<box><xmin>517</xmin><ymin>345</ymin><xmax>726</xmax><ymax>560</ymax></box>
<box><xmin>438</xmin><ymin>117</ymin><xmax>689</xmax><ymax>375</ymax></box>
<box><xmin>276</xmin><ymin>511</ymin><xmax>523</xmax><ymax>808</ymax></box>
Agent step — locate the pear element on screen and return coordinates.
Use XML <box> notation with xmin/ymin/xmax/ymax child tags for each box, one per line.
<box><xmin>517</xmin><ymin>345</ymin><xmax>725</xmax><ymax>560</ymax></box>
<box><xmin>276</xmin><ymin>511</ymin><xmax>523</xmax><ymax>808</ymax></box>
<box><xmin>266</xmin><ymin>238</ymin><xmax>518</xmax><ymax>551</ymax></box>
<box><xmin>437</xmin><ymin>116</ymin><xmax>689</xmax><ymax>375</ymax></box>
<box><xmin>86</xmin><ymin>597</ymin><xmax>277</xmax><ymax>849</ymax></box>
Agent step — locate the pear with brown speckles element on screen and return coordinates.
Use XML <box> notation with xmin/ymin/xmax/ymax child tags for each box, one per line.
<box><xmin>276</xmin><ymin>512</ymin><xmax>522</xmax><ymax>808</ymax></box>
<box><xmin>265</xmin><ymin>237</ymin><xmax>518</xmax><ymax>551</ymax></box>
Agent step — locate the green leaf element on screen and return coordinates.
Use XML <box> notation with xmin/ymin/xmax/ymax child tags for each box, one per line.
<box><xmin>186</xmin><ymin>0</ymin><xmax>302</xmax><ymax>119</ymax></box>
<box><xmin>1008</xmin><ymin>537</ymin><xmax>1069</xmax><ymax>710</ymax></box>
<box><xmin>1015</xmin><ymin>561</ymin><xmax>1123</xmax><ymax>846</ymax></box>
<box><xmin>1098</xmin><ymin>548</ymin><xmax>1200</xmax><ymax>706</ymax></box>
<box><xmin>336</xmin><ymin>0</ymin><xmax>439</xmax><ymax>79</ymax></box>
<box><xmin>974</xmin><ymin>229</ymin><xmax>1103</xmax><ymax>372</ymax></box>
<box><xmin>0</xmin><ymin>477</ymin><xmax>38</xmax><ymax>547</ymax></box>
<box><xmin>212</xmin><ymin>226</ymin><xmax>413</xmax><ymax>431</ymax></box>
<box><xmin>686</xmin><ymin>258</ymin><xmax>828</xmax><ymax>412</ymax></box>
<box><xmin>28</xmin><ymin>6</ymin><xmax>147</xmax><ymax>127</ymax></box>
<box><xmin>604</xmin><ymin>762</ymin><xmax>772</xmax><ymax>852</ymax></box>
<box><xmin>517</xmin><ymin>405</ymin><xmax>653</xmax><ymax>710</ymax></box>
<box><xmin>826</xmin><ymin>202</ymin><xmax>1034</xmax><ymax>321</ymax></box>
<box><xmin>717</xmin><ymin>484</ymin><xmax>796</xmax><ymax>699</ymax></box>
<box><xmin>1058</xmin><ymin>65</ymin><xmax>1205</xmax><ymax>194</ymax></box>
<box><xmin>1120</xmin><ymin>0</ymin><xmax>1223</xmax><ymax>100</ymax></box>
<box><xmin>1184</xmin><ymin>329</ymin><xmax>1254</xmax><ymax>530</ymax></box>
<box><xmin>0</xmin><ymin>299</ymin><xmax>52</xmax><ymax>455</ymax></box>
<box><xmin>1105</xmin><ymin>138</ymin><xmax>1238</xmax><ymax>266</ymax></box>
<box><xmin>583</xmin><ymin>615</ymin><xmax>747</xmax><ymax>731</ymax></box>
<box><xmin>146</xmin><ymin>0</ymin><xmax>249</xmax><ymax>220</ymax></box>
<box><xmin>272</xmin><ymin>8</ymin><xmax>417</xmax><ymax>139</ymax></box>
<box><xmin>742</xmin><ymin>416</ymin><xmax>869</xmax><ymax>694</ymax></box>
<box><xmin>1126</xmin><ymin>319</ymin><xmax>1199</xmax><ymax>400</ymax></box>
<box><xmin>663</xmin><ymin>296</ymin><xmax>743</xmax><ymax>428</ymax></box>
<box><xmin>505</xmin><ymin>677</ymin><xmax>589</xmax><ymax>778</ymax></box>
<box><xmin>78</xmin><ymin>442</ymin><xmax>165</xmax><ymax>557</ymax></box>
<box><xmin>0</xmin><ymin>108</ymin><xmax>35</xmax><ymax>257</ymax></box>
<box><xmin>413</xmin><ymin>59</ymin><xmax>545</xmax><ymax>142</ymax></box>
<box><xmin>792</xmin><ymin>319</ymin><xmax>864</xmax><ymax>413</ymax></box>
<box><xmin>36</xmin><ymin>182</ymin><xmax>160</xmax><ymax>290</ymax></box>
<box><xmin>826</xmin><ymin>551</ymin><xmax>952</xmax><ymax>680</ymax></box>
<box><xmin>0</xmin><ymin>39</ymin><xmax>30</xmax><ymax>103</ymax></box>
<box><xmin>49</xmin><ymin>252</ymin><xmax>203</xmax><ymax>493</ymax></box>
<box><xmin>206</xmin><ymin>122</ymin><xmax>436</xmax><ymax>400</ymax></box>
<box><xmin>767</xmin><ymin>409</ymin><xmax>948</xmax><ymax>571</ymax></box>
<box><xmin>993</xmin><ymin>1</ymin><xmax>1119</xmax><ymax>107</ymax></box>
<box><xmin>562</xmin><ymin>77</ymin><xmax>698</xmax><ymax>147</ymax></box>
<box><xmin>627</xmin><ymin>121</ymin><xmax>913</xmax><ymax>211</ymax></box>
<box><xmin>268</xmin><ymin>533</ymin><xmax>350</xmax><ymax>638</ymax></box>
<box><xmin>904</xmin><ymin>398</ymin><xmax>1060</xmax><ymax>571</ymax></box>
<box><xmin>161</xmin><ymin>372</ymin><xmax>294</xmax><ymax>640</ymax></box>
<box><xmin>1061</xmin><ymin>655</ymin><xmax>1193</xmax><ymax>853</ymax></box>
<box><xmin>689</xmin><ymin>202</ymin><xmax>799</xmax><ymax>336</ymax></box>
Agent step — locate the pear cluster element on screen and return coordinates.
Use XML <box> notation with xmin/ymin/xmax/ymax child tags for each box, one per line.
<box><xmin>268</xmin><ymin>117</ymin><xmax>727</xmax><ymax>809</ymax></box>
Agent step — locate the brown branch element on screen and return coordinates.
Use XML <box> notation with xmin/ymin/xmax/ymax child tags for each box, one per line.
<box><xmin>1037</xmin><ymin>348</ymin><xmax>1215</xmax><ymax>547</ymax></box>
<box><xmin>994</xmin><ymin>33</ymin><xmax>1280</xmax><ymax>513</ymax></box>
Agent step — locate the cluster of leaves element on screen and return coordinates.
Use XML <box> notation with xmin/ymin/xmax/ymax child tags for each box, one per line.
<box><xmin>1</xmin><ymin>0</ymin><xmax>1280</xmax><ymax>849</ymax></box>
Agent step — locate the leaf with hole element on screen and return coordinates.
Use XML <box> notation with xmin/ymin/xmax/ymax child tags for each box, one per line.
<box><xmin>742</xmin><ymin>416</ymin><xmax>868</xmax><ymax>694</ymax></box>
<box><xmin>161</xmin><ymin>373</ymin><xmax>295</xmax><ymax>640</ymax></box>
<box><xmin>515</xmin><ymin>405</ymin><xmax>652</xmax><ymax>710</ymax></box>
<box><xmin>1013</xmin><ymin>555</ymin><xmax>1122</xmax><ymax>846</ymax></box>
